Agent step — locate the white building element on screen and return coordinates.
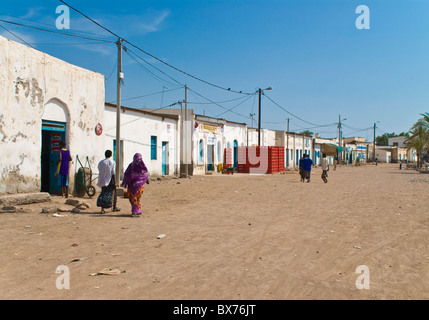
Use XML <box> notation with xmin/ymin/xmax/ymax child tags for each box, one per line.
<box><xmin>0</xmin><ymin>35</ymin><xmax>105</xmax><ymax>195</ymax></box>
<box><xmin>285</xmin><ymin>132</ymin><xmax>314</xmax><ymax>168</ymax></box>
<box><xmin>375</xmin><ymin>148</ymin><xmax>392</xmax><ymax>163</ymax></box>
<box><xmin>104</xmin><ymin>104</ymin><xmax>180</xmax><ymax>177</ymax></box>
<box><xmin>388</xmin><ymin>136</ymin><xmax>407</xmax><ymax>148</ymax></box>
<box><xmin>193</xmin><ymin>115</ymin><xmax>247</xmax><ymax>174</ymax></box>
<box><xmin>193</xmin><ymin>115</ymin><xmax>226</xmax><ymax>175</ymax></box>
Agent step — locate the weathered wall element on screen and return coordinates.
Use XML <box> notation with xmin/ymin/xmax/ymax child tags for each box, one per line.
<box><xmin>0</xmin><ymin>36</ymin><xmax>105</xmax><ymax>194</ymax></box>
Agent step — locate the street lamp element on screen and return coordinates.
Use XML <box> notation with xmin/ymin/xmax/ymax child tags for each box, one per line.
<box><xmin>258</xmin><ymin>87</ymin><xmax>272</xmax><ymax>146</ymax></box>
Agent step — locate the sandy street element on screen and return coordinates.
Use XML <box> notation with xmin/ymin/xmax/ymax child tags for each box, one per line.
<box><xmin>0</xmin><ymin>163</ymin><xmax>428</xmax><ymax>300</ymax></box>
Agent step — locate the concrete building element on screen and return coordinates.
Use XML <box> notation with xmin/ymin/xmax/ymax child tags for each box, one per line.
<box><xmin>0</xmin><ymin>35</ymin><xmax>105</xmax><ymax>195</ymax></box>
<box><xmin>104</xmin><ymin>103</ymin><xmax>180</xmax><ymax>177</ymax></box>
<box><xmin>145</xmin><ymin>109</ymin><xmax>248</xmax><ymax>175</ymax></box>
<box><xmin>285</xmin><ymin>132</ymin><xmax>313</xmax><ymax>169</ymax></box>
<box><xmin>375</xmin><ymin>148</ymin><xmax>392</xmax><ymax>163</ymax></box>
<box><xmin>343</xmin><ymin>137</ymin><xmax>368</xmax><ymax>165</ymax></box>
<box><xmin>193</xmin><ymin>114</ymin><xmax>226</xmax><ymax>175</ymax></box>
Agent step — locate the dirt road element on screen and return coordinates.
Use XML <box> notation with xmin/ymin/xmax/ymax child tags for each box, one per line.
<box><xmin>1</xmin><ymin>163</ymin><xmax>428</xmax><ymax>300</ymax></box>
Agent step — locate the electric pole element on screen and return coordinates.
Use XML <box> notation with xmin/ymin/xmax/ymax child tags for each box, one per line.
<box><xmin>286</xmin><ymin>118</ymin><xmax>290</xmax><ymax>167</ymax></box>
<box><xmin>115</xmin><ymin>38</ymin><xmax>123</xmax><ymax>185</ymax></box>
<box><xmin>250</xmin><ymin>113</ymin><xmax>255</xmax><ymax>128</ymax></box>
<box><xmin>338</xmin><ymin>115</ymin><xmax>342</xmax><ymax>165</ymax></box>
<box><xmin>258</xmin><ymin>88</ymin><xmax>262</xmax><ymax>147</ymax></box>
<box><xmin>373</xmin><ymin>122</ymin><xmax>376</xmax><ymax>162</ymax></box>
<box><xmin>184</xmin><ymin>85</ymin><xmax>189</xmax><ymax>178</ymax></box>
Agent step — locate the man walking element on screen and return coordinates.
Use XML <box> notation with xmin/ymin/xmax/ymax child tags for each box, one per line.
<box><xmin>302</xmin><ymin>153</ymin><xmax>313</xmax><ymax>183</ymax></box>
<box><xmin>299</xmin><ymin>154</ymin><xmax>305</xmax><ymax>182</ymax></box>
<box><xmin>97</xmin><ymin>150</ymin><xmax>120</xmax><ymax>213</ymax></box>
<box><xmin>321</xmin><ymin>153</ymin><xmax>329</xmax><ymax>183</ymax></box>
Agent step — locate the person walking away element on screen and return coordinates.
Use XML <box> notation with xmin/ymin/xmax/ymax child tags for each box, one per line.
<box><xmin>55</xmin><ymin>141</ymin><xmax>72</xmax><ymax>198</ymax></box>
<box><xmin>97</xmin><ymin>150</ymin><xmax>120</xmax><ymax>214</ymax></box>
<box><xmin>299</xmin><ymin>154</ymin><xmax>305</xmax><ymax>182</ymax></box>
<box><xmin>321</xmin><ymin>153</ymin><xmax>329</xmax><ymax>183</ymax></box>
<box><xmin>303</xmin><ymin>153</ymin><xmax>313</xmax><ymax>183</ymax></box>
<box><xmin>121</xmin><ymin>153</ymin><xmax>150</xmax><ymax>217</ymax></box>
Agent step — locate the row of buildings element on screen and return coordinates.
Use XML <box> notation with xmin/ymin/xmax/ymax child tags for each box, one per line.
<box><xmin>0</xmin><ymin>35</ymin><xmax>417</xmax><ymax>195</ymax></box>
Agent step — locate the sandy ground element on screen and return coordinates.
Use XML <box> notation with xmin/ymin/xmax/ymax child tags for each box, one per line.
<box><xmin>0</xmin><ymin>163</ymin><xmax>428</xmax><ymax>300</ymax></box>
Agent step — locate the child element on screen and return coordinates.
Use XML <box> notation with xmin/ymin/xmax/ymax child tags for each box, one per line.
<box><xmin>55</xmin><ymin>141</ymin><xmax>72</xmax><ymax>197</ymax></box>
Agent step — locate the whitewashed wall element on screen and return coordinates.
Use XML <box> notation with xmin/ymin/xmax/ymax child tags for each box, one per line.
<box><xmin>0</xmin><ymin>36</ymin><xmax>105</xmax><ymax>194</ymax></box>
<box><xmin>104</xmin><ymin>105</ymin><xmax>179</xmax><ymax>177</ymax></box>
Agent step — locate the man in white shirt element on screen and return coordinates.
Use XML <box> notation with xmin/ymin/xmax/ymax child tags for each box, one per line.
<box><xmin>96</xmin><ymin>150</ymin><xmax>120</xmax><ymax>213</ymax></box>
<box><xmin>321</xmin><ymin>153</ymin><xmax>329</xmax><ymax>183</ymax></box>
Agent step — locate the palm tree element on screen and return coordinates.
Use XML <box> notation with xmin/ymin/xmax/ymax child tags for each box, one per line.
<box><xmin>406</xmin><ymin>118</ymin><xmax>429</xmax><ymax>168</ymax></box>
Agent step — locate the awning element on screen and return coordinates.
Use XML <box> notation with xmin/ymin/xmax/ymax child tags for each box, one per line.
<box><xmin>321</xmin><ymin>143</ymin><xmax>343</xmax><ymax>156</ymax></box>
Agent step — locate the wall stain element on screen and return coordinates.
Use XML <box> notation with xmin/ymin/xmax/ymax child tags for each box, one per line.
<box><xmin>14</xmin><ymin>77</ymin><xmax>44</xmax><ymax>107</ymax></box>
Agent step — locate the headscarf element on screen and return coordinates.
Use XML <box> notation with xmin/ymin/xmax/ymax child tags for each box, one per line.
<box><xmin>121</xmin><ymin>153</ymin><xmax>149</xmax><ymax>194</ymax></box>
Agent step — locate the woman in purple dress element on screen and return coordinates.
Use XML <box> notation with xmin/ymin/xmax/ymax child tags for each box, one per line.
<box><xmin>121</xmin><ymin>153</ymin><xmax>150</xmax><ymax>217</ymax></box>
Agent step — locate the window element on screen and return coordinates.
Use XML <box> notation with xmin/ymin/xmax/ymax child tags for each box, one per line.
<box><xmin>151</xmin><ymin>136</ymin><xmax>157</xmax><ymax>160</ymax></box>
<box><xmin>217</xmin><ymin>141</ymin><xmax>221</xmax><ymax>162</ymax></box>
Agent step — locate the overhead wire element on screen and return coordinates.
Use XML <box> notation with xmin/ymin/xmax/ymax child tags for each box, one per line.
<box><xmin>263</xmin><ymin>92</ymin><xmax>332</xmax><ymax>128</ymax></box>
<box><xmin>59</xmin><ymin>0</ymin><xmax>255</xmax><ymax>95</ymax></box>
<box><xmin>124</xmin><ymin>48</ymin><xmax>181</xmax><ymax>88</ymax></box>
<box><xmin>0</xmin><ymin>23</ymin><xmax>36</xmax><ymax>49</ymax></box>
<box><xmin>0</xmin><ymin>12</ymin><xmax>115</xmax><ymax>41</ymax></box>
<box><xmin>0</xmin><ymin>18</ymin><xmax>115</xmax><ymax>43</ymax></box>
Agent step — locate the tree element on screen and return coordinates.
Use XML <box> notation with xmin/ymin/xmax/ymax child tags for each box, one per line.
<box><xmin>300</xmin><ymin>130</ymin><xmax>313</xmax><ymax>137</ymax></box>
<box><xmin>406</xmin><ymin>117</ymin><xmax>429</xmax><ymax>168</ymax></box>
<box><xmin>375</xmin><ymin>133</ymin><xmax>396</xmax><ymax>146</ymax></box>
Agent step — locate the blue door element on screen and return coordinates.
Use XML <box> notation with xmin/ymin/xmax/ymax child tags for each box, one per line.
<box><xmin>162</xmin><ymin>142</ymin><xmax>168</xmax><ymax>175</ymax></box>
<box><xmin>233</xmin><ymin>140</ymin><xmax>238</xmax><ymax>168</ymax></box>
<box><xmin>41</xmin><ymin>120</ymin><xmax>66</xmax><ymax>194</ymax></box>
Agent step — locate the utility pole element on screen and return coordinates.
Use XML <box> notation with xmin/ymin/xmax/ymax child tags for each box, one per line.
<box><xmin>250</xmin><ymin>113</ymin><xmax>255</xmax><ymax>128</ymax></box>
<box><xmin>258</xmin><ymin>88</ymin><xmax>262</xmax><ymax>146</ymax></box>
<box><xmin>248</xmin><ymin>113</ymin><xmax>255</xmax><ymax>147</ymax></box>
<box><xmin>373</xmin><ymin>122</ymin><xmax>376</xmax><ymax>162</ymax></box>
<box><xmin>338</xmin><ymin>115</ymin><xmax>342</xmax><ymax>165</ymax></box>
<box><xmin>286</xmin><ymin>118</ymin><xmax>290</xmax><ymax>167</ymax></box>
<box><xmin>184</xmin><ymin>85</ymin><xmax>189</xmax><ymax>178</ymax></box>
<box><xmin>115</xmin><ymin>38</ymin><xmax>123</xmax><ymax>185</ymax></box>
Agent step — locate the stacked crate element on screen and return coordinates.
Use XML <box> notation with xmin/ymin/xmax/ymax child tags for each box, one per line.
<box><xmin>268</xmin><ymin>146</ymin><xmax>285</xmax><ymax>173</ymax></box>
<box><xmin>237</xmin><ymin>146</ymin><xmax>285</xmax><ymax>174</ymax></box>
<box><xmin>224</xmin><ymin>148</ymin><xmax>233</xmax><ymax>168</ymax></box>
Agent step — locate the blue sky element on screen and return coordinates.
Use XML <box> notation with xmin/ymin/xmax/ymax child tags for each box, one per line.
<box><xmin>1</xmin><ymin>0</ymin><xmax>428</xmax><ymax>141</ymax></box>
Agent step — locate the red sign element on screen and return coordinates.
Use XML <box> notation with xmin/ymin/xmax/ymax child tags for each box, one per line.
<box><xmin>95</xmin><ymin>123</ymin><xmax>103</xmax><ymax>135</ymax></box>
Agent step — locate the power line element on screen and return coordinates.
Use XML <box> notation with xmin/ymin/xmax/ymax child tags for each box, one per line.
<box><xmin>187</xmin><ymin>87</ymin><xmax>252</xmax><ymax>121</ymax></box>
<box><xmin>59</xmin><ymin>0</ymin><xmax>255</xmax><ymax>95</ymax></box>
<box><xmin>0</xmin><ymin>12</ymin><xmax>115</xmax><ymax>41</ymax></box>
<box><xmin>107</xmin><ymin>87</ymin><xmax>182</xmax><ymax>104</ymax></box>
<box><xmin>263</xmin><ymin>92</ymin><xmax>334</xmax><ymax>128</ymax></box>
<box><xmin>0</xmin><ymin>23</ymin><xmax>36</xmax><ymax>49</ymax></box>
<box><xmin>124</xmin><ymin>48</ymin><xmax>182</xmax><ymax>88</ymax></box>
<box><xmin>0</xmin><ymin>18</ymin><xmax>115</xmax><ymax>43</ymax></box>
<box><xmin>214</xmin><ymin>94</ymin><xmax>254</xmax><ymax>118</ymax></box>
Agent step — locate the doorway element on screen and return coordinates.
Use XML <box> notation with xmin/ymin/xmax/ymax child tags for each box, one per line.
<box><xmin>162</xmin><ymin>141</ymin><xmax>169</xmax><ymax>175</ymax></box>
<box><xmin>41</xmin><ymin>120</ymin><xmax>66</xmax><ymax>194</ymax></box>
<box><xmin>207</xmin><ymin>144</ymin><xmax>214</xmax><ymax>171</ymax></box>
<box><xmin>233</xmin><ymin>140</ymin><xmax>238</xmax><ymax>168</ymax></box>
